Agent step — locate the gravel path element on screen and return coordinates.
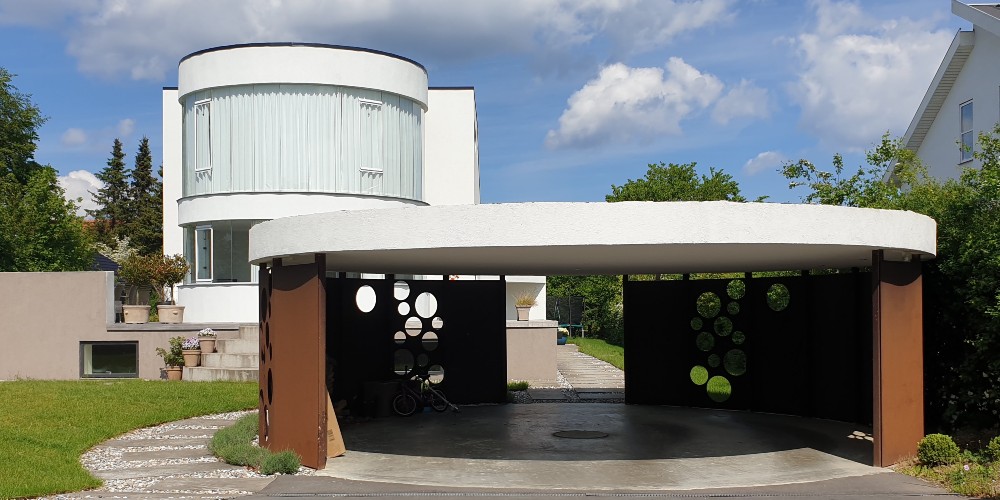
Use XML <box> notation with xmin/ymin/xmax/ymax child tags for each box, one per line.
<box><xmin>44</xmin><ymin>410</ymin><xmax>312</xmax><ymax>499</ymax></box>
<box><xmin>516</xmin><ymin>344</ymin><xmax>625</xmax><ymax>403</ymax></box>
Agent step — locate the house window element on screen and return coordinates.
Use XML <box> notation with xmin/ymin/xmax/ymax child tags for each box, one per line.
<box><xmin>195</xmin><ymin>225</ymin><xmax>212</xmax><ymax>281</ymax></box>
<box><xmin>960</xmin><ymin>100</ymin><xmax>973</xmax><ymax>162</ymax></box>
<box><xmin>81</xmin><ymin>342</ymin><xmax>138</xmax><ymax>378</ymax></box>
<box><xmin>195</xmin><ymin>99</ymin><xmax>212</xmax><ymax>171</ymax></box>
<box><xmin>359</xmin><ymin>99</ymin><xmax>383</xmax><ymax>173</ymax></box>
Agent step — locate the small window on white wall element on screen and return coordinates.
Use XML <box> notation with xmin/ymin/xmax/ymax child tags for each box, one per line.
<box><xmin>359</xmin><ymin>99</ymin><xmax>383</xmax><ymax>172</ymax></box>
<box><xmin>195</xmin><ymin>225</ymin><xmax>212</xmax><ymax>281</ymax></box>
<box><xmin>960</xmin><ymin>100</ymin><xmax>973</xmax><ymax>162</ymax></box>
<box><xmin>195</xmin><ymin>99</ymin><xmax>212</xmax><ymax>171</ymax></box>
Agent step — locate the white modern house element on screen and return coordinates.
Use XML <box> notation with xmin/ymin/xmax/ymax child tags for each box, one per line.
<box><xmin>162</xmin><ymin>43</ymin><xmax>545</xmax><ymax>323</ymax></box>
<box><xmin>902</xmin><ymin>1</ymin><xmax>1000</xmax><ymax>178</ymax></box>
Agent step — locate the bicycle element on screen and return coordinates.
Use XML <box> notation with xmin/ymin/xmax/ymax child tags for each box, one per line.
<box><xmin>391</xmin><ymin>371</ymin><xmax>460</xmax><ymax>416</ymax></box>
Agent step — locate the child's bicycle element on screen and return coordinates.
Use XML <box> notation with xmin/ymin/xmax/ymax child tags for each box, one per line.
<box><xmin>392</xmin><ymin>371</ymin><xmax>460</xmax><ymax>416</ymax></box>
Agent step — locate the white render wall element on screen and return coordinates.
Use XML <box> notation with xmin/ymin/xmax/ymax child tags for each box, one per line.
<box><xmin>162</xmin><ymin>89</ymin><xmax>183</xmax><ymax>257</ymax></box>
<box><xmin>176</xmin><ymin>283</ymin><xmax>259</xmax><ymax>323</ymax></box>
<box><xmin>918</xmin><ymin>27</ymin><xmax>1000</xmax><ymax>179</ymax></box>
<box><xmin>424</xmin><ymin>89</ymin><xmax>480</xmax><ymax>205</ymax></box>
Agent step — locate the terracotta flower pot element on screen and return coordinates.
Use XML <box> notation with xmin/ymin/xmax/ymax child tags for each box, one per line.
<box><xmin>198</xmin><ymin>338</ymin><xmax>216</xmax><ymax>353</ymax></box>
<box><xmin>165</xmin><ymin>366</ymin><xmax>182</xmax><ymax>381</ymax></box>
<box><xmin>182</xmin><ymin>349</ymin><xmax>201</xmax><ymax>367</ymax></box>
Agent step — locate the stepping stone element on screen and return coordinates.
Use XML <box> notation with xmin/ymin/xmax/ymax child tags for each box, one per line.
<box><xmin>103</xmin><ymin>437</ymin><xmax>210</xmax><ymax>448</ymax></box>
<box><xmin>147</xmin><ymin>476</ymin><xmax>275</xmax><ymax>493</ymax></box>
<box><xmin>527</xmin><ymin>388</ymin><xmax>570</xmax><ymax>401</ymax></box>
<box><xmin>122</xmin><ymin>447</ymin><xmax>213</xmax><ymax>460</ymax></box>
<box><xmin>93</xmin><ymin>462</ymin><xmax>247</xmax><ymax>480</ymax></box>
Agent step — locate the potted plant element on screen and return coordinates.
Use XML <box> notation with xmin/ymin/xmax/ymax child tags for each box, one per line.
<box><xmin>557</xmin><ymin>326</ymin><xmax>569</xmax><ymax>345</ymax></box>
<box><xmin>118</xmin><ymin>254</ymin><xmax>158</xmax><ymax>323</ymax></box>
<box><xmin>154</xmin><ymin>254</ymin><xmax>190</xmax><ymax>324</ymax></box>
<box><xmin>181</xmin><ymin>337</ymin><xmax>201</xmax><ymax>367</ymax></box>
<box><xmin>198</xmin><ymin>328</ymin><xmax>217</xmax><ymax>353</ymax></box>
<box><xmin>156</xmin><ymin>336</ymin><xmax>185</xmax><ymax>380</ymax></box>
<box><xmin>514</xmin><ymin>292</ymin><xmax>536</xmax><ymax>321</ymax></box>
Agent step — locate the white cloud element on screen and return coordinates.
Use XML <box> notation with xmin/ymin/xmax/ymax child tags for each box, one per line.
<box><xmin>58</xmin><ymin>170</ymin><xmax>103</xmax><ymax>217</ymax></box>
<box><xmin>742</xmin><ymin>150</ymin><xmax>787</xmax><ymax>175</ymax></box>
<box><xmin>117</xmin><ymin>118</ymin><xmax>135</xmax><ymax>137</ymax></box>
<box><xmin>5</xmin><ymin>0</ymin><xmax>733</xmax><ymax>80</ymax></box>
<box><xmin>548</xmin><ymin>58</ymin><xmax>775</xmax><ymax>149</ymax></box>
<box><xmin>711</xmin><ymin>80</ymin><xmax>770</xmax><ymax>124</ymax></box>
<box><xmin>787</xmin><ymin>0</ymin><xmax>952</xmax><ymax>151</ymax></box>
<box><xmin>60</xmin><ymin>128</ymin><xmax>88</xmax><ymax>147</ymax></box>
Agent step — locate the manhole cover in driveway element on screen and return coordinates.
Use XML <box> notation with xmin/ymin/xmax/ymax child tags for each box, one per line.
<box><xmin>553</xmin><ymin>430</ymin><xmax>609</xmax><ymax>439</ymax></box>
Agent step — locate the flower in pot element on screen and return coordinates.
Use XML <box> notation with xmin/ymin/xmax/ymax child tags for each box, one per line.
<box><xmin>198</xmin><ymin>327</ymin><xmax>217</xmax><ymax>353</ymax></box>
<box><xmin>153</xmin><ymin>254</ymin><xmax>190</xmax><ymax>324</ymax></box>
<box><xmin>156</xmin><ymin>336</ymin><xmax>185</xmax><ymax>380</ymax></box>
<box><xmin>181</xmin><ymin>337</ymin><xmax>201</xmax><ymax>367</ymax></box>
<box><xmin>118</xmin><ymin>253</ymin><xmax>159</xmax><ymax>323</ymax></box>
<box><xmin>514</xmin><ymin>292</ymin><xmax>536</xmax><ymax>321</ymax></box>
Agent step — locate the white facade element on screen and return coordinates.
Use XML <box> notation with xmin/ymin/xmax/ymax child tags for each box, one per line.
<box><xmin>162</xmin><ymin>43</ymin><xmax>543</xmax><ymax>323</ymax></box>
<box><xmin>903</xmin><ymin>1</ymin><xmax>1000</xmax><ymax>179</ymax></box>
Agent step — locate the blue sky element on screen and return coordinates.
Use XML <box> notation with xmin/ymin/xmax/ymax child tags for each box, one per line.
<box><xmin>0</xmin><ymin>0</ymin><xmax>969</xmax><ymax>213</ymax></box>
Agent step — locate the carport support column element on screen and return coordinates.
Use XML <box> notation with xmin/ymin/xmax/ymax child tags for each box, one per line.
<box><xmin>871</xmin><ymin>250</ymin><xmax>923</xmax><ymax>467</ymax></box>
<box><xmin>259</xmin><ymin>254</ymin><xmax>328</xmax><ymax>469</ymax></box>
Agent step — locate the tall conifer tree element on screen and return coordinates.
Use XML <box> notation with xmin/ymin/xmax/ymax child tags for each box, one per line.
<box><xmin>87</xmin><ymin>138</ymin><xmax>130</xmax><ymax>246</ymax></box>
<box><xmin>126</xmin><ymin>136</ymin><xmax>162</xmax><ymax>255</ymax></box>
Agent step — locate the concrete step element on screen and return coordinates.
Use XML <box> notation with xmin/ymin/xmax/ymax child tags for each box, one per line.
<box><xmin>215</xmin><ymin>338</ymin><xmax>258</xmax><ymax>354</ymax></box>
<box><xmin>240</xmin><ymin>324</ymin><xmax>259</xmax><ymax>340</ymax></box>
<box><xmin>201</xmin><ymin>352</ymin><xmax>258</xmax><ymax>369</ymax></box>
<box><xmin>183</xmin><ymin>366</ymin><xmax>258</xmax><ymax>382</ymax></box>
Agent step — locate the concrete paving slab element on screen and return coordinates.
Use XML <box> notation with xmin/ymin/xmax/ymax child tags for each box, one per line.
<box><xmin>147</xmin><ymin>476</ymin><xmax>275</xmax><ymax>493</ymax></box>
<box><xmin>92</xmin><ymin>461</ymin><xmax>246</xmax><ymax>480</ymax></box>
<box><xmin>122</xmin><ymin>447</ymin><xmax>213</xmax><ymax>460</ymax></box>
<box><xmin>102</xmin><ymin>437</ymin><xmax>209</xmax><ymax>448</ymax></box>
<box><xmin>526</xmin><ymin>388</ymin><xmax>569</xmax><ymax>400</ymax></box>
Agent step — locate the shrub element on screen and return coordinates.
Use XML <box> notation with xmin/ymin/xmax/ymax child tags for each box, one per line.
<box><xmin>918</xmin><ymin>434</ymin><xmax>961</xmax><ymax>466</ymax></box>
<box><xmin>986</xmin><ymin>436</ymin><xmax>1000</xmax><ymax>462</ymax></box>
<box><xmin>261</xmin><ymin>450</ymin><xmax>301</xmax><ymax>475</ymax></box>
<box><xmin>507</xmin><ymin>381</ymin><xmax>530</xmax><ymax>391</ymax></box>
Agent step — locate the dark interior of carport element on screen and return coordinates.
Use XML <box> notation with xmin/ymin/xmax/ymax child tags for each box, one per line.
<box><xmin>256</xmin><ymin>250</ymin><xmax>923</xmax><ymax>471</ymax></box>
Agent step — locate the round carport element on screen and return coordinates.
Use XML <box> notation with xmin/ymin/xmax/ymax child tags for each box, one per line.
<box><xmin>248</xmin><ymin>201</ymin><xmax>936</xmax><ymax>470</ymax></box>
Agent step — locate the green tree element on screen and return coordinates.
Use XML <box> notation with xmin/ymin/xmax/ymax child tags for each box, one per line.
<box><xmin>782</xmin><ymin>128</ymin><xmax>1000</xmax><ymax>430</ymax></box>
<box><xmin>0</xmin><ymin>167</ymin><xmax>93</xmax><ymax>271</ymax></box>
<box><xmin>124</xmin><ymin>136</ymin><xmax>162</xmax><ymax>256</ymax></box>
<box><xmin>607</xmin><ymin>162</ymin><xmax>747</xmax><ymax>202</ymax></box>
<box><xmin>0</xmin><ymin>68</ymin><xmax>45</xmax><ymax>185</ymax></box>
<box><xmin>87</xmin><ymin>138</ymin><xmax>130</xmax><ymax>246</ymax></box>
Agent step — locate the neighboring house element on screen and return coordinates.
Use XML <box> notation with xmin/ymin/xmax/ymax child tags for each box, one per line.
<box><xmin>161</xmin><ymin>43</ymin><xmax>545</xmax><ymax>323</ymax></box>
<box><xmin>902</xmin><ymin>1</ymin><xmax>1000</xmax><ymax>179</ymax></box>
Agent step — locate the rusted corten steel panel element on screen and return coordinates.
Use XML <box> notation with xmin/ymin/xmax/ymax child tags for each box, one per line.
<box><xmin>259</xmin><ymin>256</ymin><xmax>328</xmax><ymax>469</ymax></box>
<box><xmin>872</xmin><ymin>250</ymin><xmax>924</xmax><ymax>467</ymax></box>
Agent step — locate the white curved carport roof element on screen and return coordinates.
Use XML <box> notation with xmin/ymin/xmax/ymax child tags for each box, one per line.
<box><xmin>249</xmin><ymin>202</ymin><xmax>936</xmax><ymax>275</ymax></box>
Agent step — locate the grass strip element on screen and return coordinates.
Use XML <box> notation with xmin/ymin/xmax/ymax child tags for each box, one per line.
<box><xmin>0</xmin><ymin>379</ymin><xmax>257</xmax><ymax>499</ymax></box>
<box><xmin>210</xmin><ymin>413</ymin><xmax>300</xmax><ymax>475</ymax></box>
<box><xmin>567</xmin><ymin>337</ymin><xmax>624</xmax><ymax>370</ymax></box>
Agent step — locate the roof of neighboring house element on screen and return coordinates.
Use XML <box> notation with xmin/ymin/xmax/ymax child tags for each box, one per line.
<box><xmin>902</xmin><ymin>2</ymin><xmax>1000</xmax><ymax>153</ymax></box>
<box><xmin>92</xmin><ymin>252</ymin><xmax>120</xmax><ymax>272</ymax></box>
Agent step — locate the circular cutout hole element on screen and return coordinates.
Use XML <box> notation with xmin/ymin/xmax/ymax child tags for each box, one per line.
<box><xmin>696</xmin><ymin>332</ymin><xmax>715</xmax><ymax>351</ymax></box>
<box><xmin>422</xmin><ymin>331</ymin><xmax>439</xmax><ymax>351</ymax></box>
<box><xmin>398</xmin><ymin>302</ymin><xmax>410</xmax><ymax>315</ymax></box>
<box><xmin>393</xmin><ymin>350</ymin><xmax>414</xmax><ymax>375</ymax></box>
<box><xmin>714</xmin><ymin>317</ymin><xmax>733</xmax><ymax>336</ymax></box>
<box><xmin>690</xmin><ymin>365</ymin><xmax>709</xmax><ymax>385</ymax></box>
<box><xmin>428</xmin><ymin>364</ymin><xmax>444</xmax><ymax>384</ymax></box>
<box><xmin>355</xmin><ymin>285</ymin><xmax>376</xmax><ymax>313</ymax></box>
<box><xmin>724</xmin><ymin>349</ymin><xmax>747</xmax><ymax>376</ymax></box>
<box><xmin>727</xmin><ymin>302</ymin><xmax>740</xmax><ymax>315</ymax></box>
<box><xmin>727</xmin><ymin>280</ymin><xmax>745</xmax><ymax>300</ymax></box>
<box><xmin>767</xmin><ymin>284</ymin><xmax>790</xmax><ymax>312</ymax></box>
<box><xmin>690</xmin><ymin>317</ymin><xmax>703</xmax><ymax>330</ymax></box>
<box><xmin>732</xmin><ymin>331</ymin><xmax>745</xmax><ymax>345</ymax></box>
<box><xmin>415</xmin><ymin>292</ymin><xmax>438</xmax><ymax>318</ymax></box>
<box><xmin>405</xmin><ymin>317</ymin><xmax>422</xmax><ymax>335</ymax></box>
<box><xmin>708</xmin><ymin>353</ymin><xmax>721</xmax><ymax>368</ymax></box>
<box><xmin>707</xmin><ymin>376</ymin><xmax>732</xmax><ymax>402</ymax></box>
<box><xmin>393</xmin><ymin>281</ymin><xmax>410</xmax><ymax>301</ymax></box>
<box><xmin>393</xmin><ymin>331</ymin><xmax>406</xmax><ymax>345</ymax></box>
<box><xmin>416</xmin><ymin>353</ymin><xmax>429</xmax><ymax>367</ymax></box>
<box><xmin>696</xmin><ymin>292</ymin><xmax>721</xmax><ymax>319</ymax></box>
<box><xmin>431</xmin><ymin>317</ymin><xmax>444</xmax><ymax>329</ymax></box>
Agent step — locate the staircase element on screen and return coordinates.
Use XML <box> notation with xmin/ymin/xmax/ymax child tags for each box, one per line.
<box><xmin>184</xmin><ymin>324</ymin><xmax>259</xmax><ymax>382</ymax></box>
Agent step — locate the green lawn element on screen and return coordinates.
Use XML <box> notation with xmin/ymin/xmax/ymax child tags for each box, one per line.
<box><xmin>0</xmin><ymin>380</ymin><xmax>257</xmax><ymax>499</ymax></box>
<box><xmin>567</xmin><ymin>337</ymin><xmax>624</xmax><ymax>370</ymax></box>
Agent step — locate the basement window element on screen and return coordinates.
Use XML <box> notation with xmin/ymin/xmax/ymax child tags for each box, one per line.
<box><xmin>81</xmin><ymin>342</ymin><xmax>138</xmax><ymax>378</ymax></box>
